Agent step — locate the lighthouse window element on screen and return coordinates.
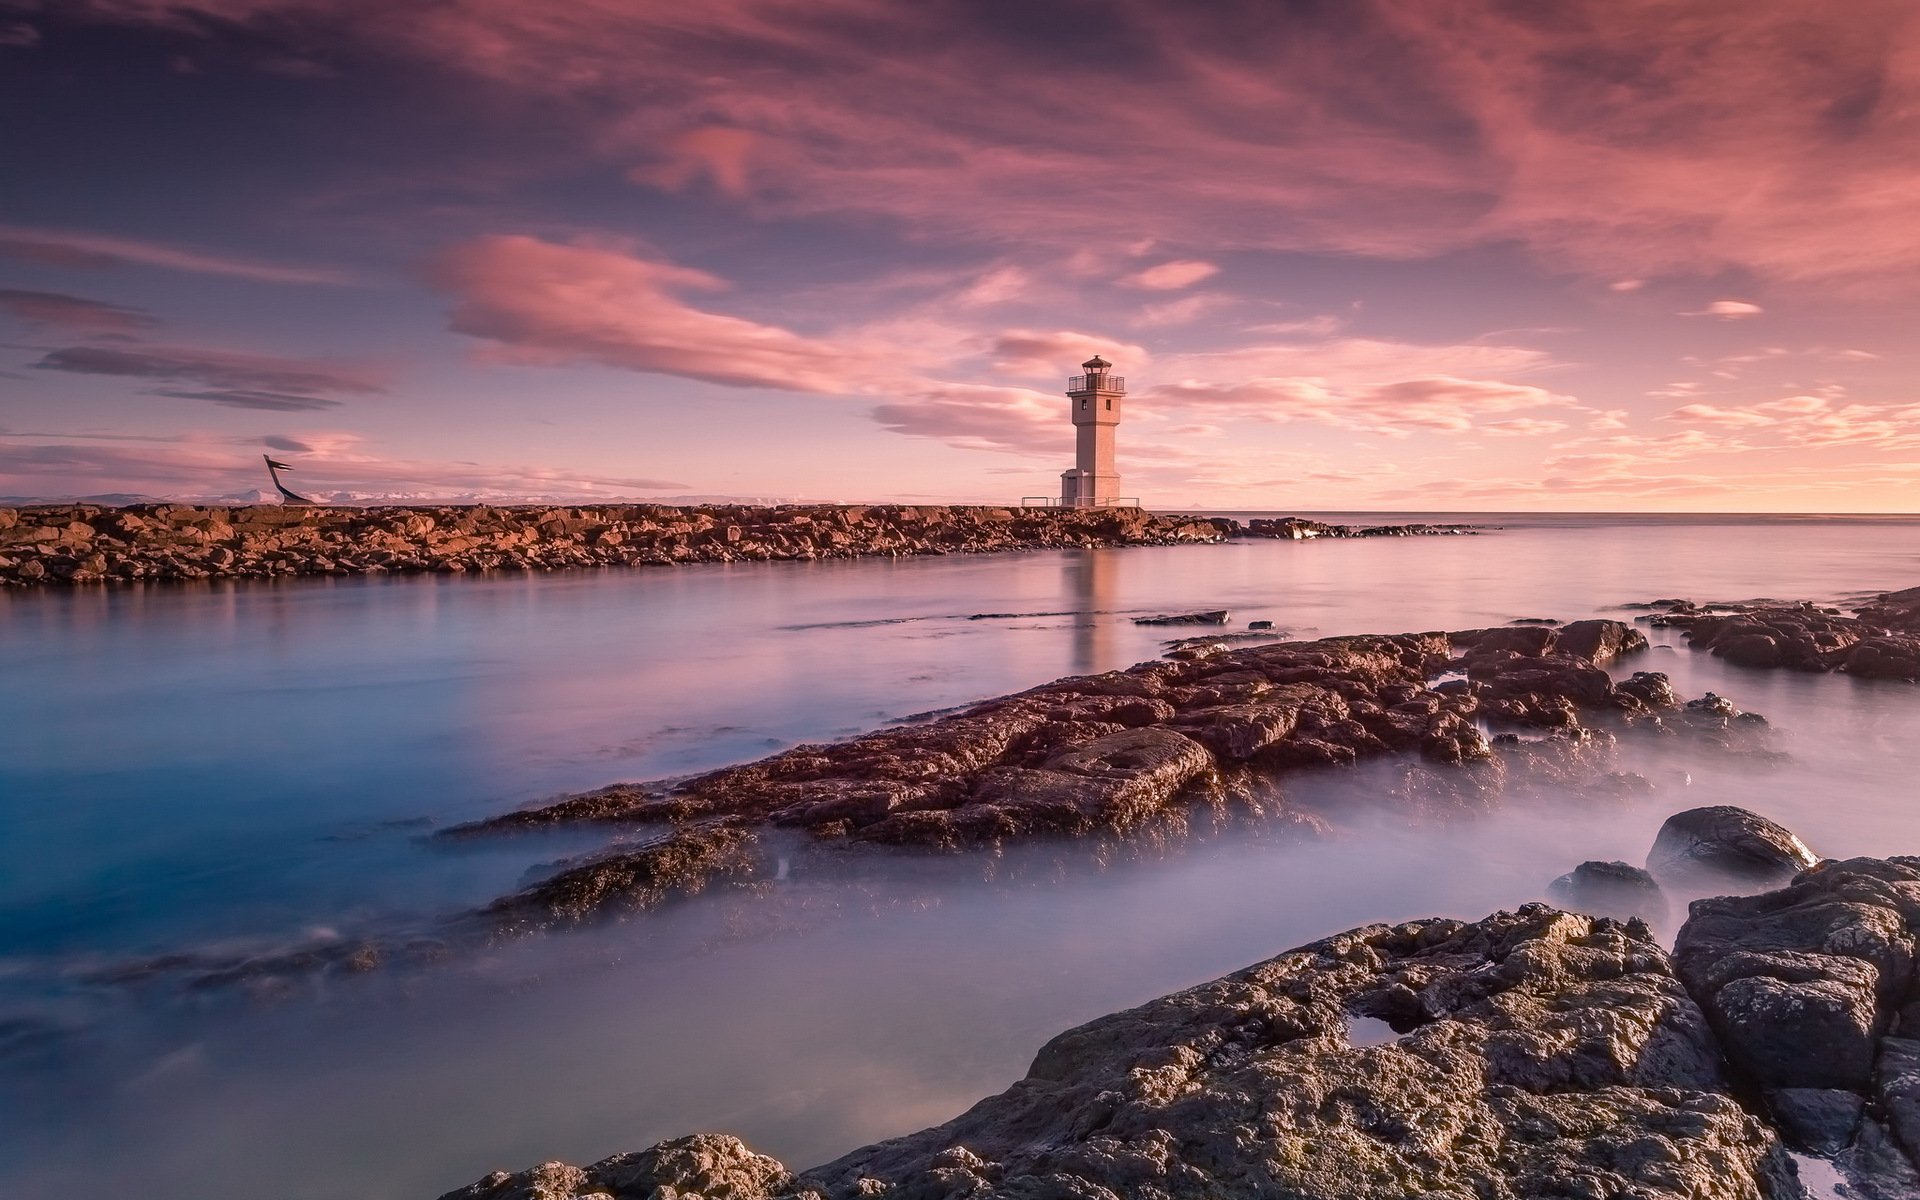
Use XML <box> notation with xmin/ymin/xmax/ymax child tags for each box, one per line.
<box><xmin>1105</xmin><ymin>398</ymin><xmax>1111</xmax><ymax>410</ymax></box>
<box><xmin>1081</xmin><ymin>398</ymin><xmax>1088</xmax><ymax>411</ymax></box>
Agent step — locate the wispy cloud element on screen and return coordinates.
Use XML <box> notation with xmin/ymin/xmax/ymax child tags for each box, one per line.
<box><xmin>1681</xmin><ymin>300</ymin><xmax>1764</xmax><ymax>319</ymax></box>
<box><xmin>30</xmin><ymin>344</ymin><xmax>385</xmax><ymax>411</ymax></box>
<box><xmin>1124</xmin><ymin>260</ymin><xmax>1219</xmax><ymax>291</ymax></box>
<box><xmin>0</xmin><ymin>288</ymin><xmax>156</xmax><ymax>332</ymax></box>
<box><xmin>0</xmin><ymin>225</ymin><xmax>358</xmax><ymax>286</ymax></box>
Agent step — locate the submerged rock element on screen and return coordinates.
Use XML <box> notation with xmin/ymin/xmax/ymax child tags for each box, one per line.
<box><xmin>1133</xmin><ymin>609</ymin><xmax>1230</xmax><ymax>625</ymax></box>
<box><xmin>436</xmin><ymin>905</ymin><xmax>1797</xmax><ymax>1200</ymax></box>
<box><xmin>1548</xmin><ymin>859</ymin><xmax>1669</xmax><ymax>923</ymax></box>
<box><xmin>475</xmin><ymin>823</ymin><xmax>758</xmax><ymax>936</ymax></box>
<box><xmin>1646</xmin><ymin>805</ymin><xmax>1818</xmax><ymax>888</ymax></box>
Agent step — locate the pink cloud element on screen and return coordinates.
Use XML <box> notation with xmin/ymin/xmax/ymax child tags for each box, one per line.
<box><xmin>985</xmin><ymin>330</ymin><xmax>1147</xmax><ymax>377</ymax></box>
<box><xmin>56</xmin><ymin>3</ymin><xmax>1920</xmax><ymax>288</ymax></box>
<box><xmin>870</xmin><ymin>385</ymin><xmax>1058</xmax><ymax>456</ymax></box>
<box><xmin>427</xmin><ymin>235</ymin><xmax>881</xmax><ymax>393</ymax></box>
<box><xmin>1681</xmin><ymin>300</ymin><xmax>1764</xmax><ymax>319</ymax></box>
<box><xmin>630</xmin><ymin>126</ymin><xmax>761</xmax><ymax>197</ymax></box>
<box><xmin>1125</xmin><ymin>260</ymin><xmax>1219</xmax><ymax>291</ymax></box>
<box><xmin>1148</xmin><ymin>374</ymin><xmax>1577</xmax><ymax>438</ymax></box>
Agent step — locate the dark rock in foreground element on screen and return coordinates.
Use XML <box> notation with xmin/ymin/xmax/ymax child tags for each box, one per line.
<box><xmin>1675</xmin><ymin>857</ymin><xmax>1920</xmax><ymax>1193</ymax></box>
<box><xmin>1648</xmin><ymin>805</ymin><xmax>1819</xmax><ymax>888</ymax></box>
<box><xmin>437</xmin><ymin>905</ymin><xmax>1798</xmax><ymax>1200</ymax></box>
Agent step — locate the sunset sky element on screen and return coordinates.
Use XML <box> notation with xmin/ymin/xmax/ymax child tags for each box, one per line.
<box><xmin>3</xmin><ymin>1</ymin><xmax>1918</xmax><ymax>509</ymax></box>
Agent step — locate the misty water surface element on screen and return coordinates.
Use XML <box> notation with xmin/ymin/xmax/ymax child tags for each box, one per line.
<box><xmin>4</xmin><ymin>513</ymin><xmax>1920</xmax><ymax>1198</ymax></box>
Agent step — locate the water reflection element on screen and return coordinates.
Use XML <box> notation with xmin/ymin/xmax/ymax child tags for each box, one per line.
<box><xmin>1064</xmin><ymin>549</ymin><xmax>1118</xmax><ymax>674</ymax></box>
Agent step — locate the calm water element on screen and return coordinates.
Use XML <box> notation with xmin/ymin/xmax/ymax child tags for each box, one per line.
<box><xmin>4</xmin><ymin>513</ymin><xmax>1920</xmax><ymax>1198</ymax></box>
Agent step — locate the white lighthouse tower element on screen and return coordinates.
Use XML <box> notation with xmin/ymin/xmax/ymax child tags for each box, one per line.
<box><xmin>1059</xmin><ymin>355</ymin><xmax>1125</xmax><ymax>507</ymax></box>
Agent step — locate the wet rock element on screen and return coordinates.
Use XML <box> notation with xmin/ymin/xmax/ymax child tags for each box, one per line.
<box><xmin>438</xmin><ymin>906</ymin><xmax>1796</xmax><ymax>1200</ymax></box>
<box><xmin>1646</xmin><ymin>805</ymin><xmax>1818</xmax><ymax>887</ymax></box>
<box><xmin>1133</xmin><ymin>609</ymin><xmax>1229</xmax><ymax>626</ymax></box>
<box><xmin>1675</xmin><ymin>858</ymin><xmax>1920</xmax><ymax>1096</ymax></box>
<box><xmin>1671</xmin><ymin>858</ymin><xmax>1920</xmax><ymax>1185</ymax></box>
<box><xmin>446</xmin><ymin>627</ymin><xmax>1740</xmax><ymax>926</ymax></box>
<box><xmin>1650</xmin><ymin>592</ymin><xmax>1920</xmax><ymax>684</ymax></box>
<box><xmin>475</xmin><ymin>823</ymin><xmax>759</xmax><ymax>935</ymax></box>
<box><xmin>1556</xmin><ymin>617</ymin><xmax>1649</xmax><ymax>664</ymax></box>
<box><xmin>1616</xmin><ymin>670</ymin><xmax>1680</xmax><ymax>711</ymax></box>
<box><xmin>1548</xmin><ymin>859</ymin><xmax>1669</xmax><ymax>924</ymax></box>
<box><xmin>1768</xmin><ymin>1087</ymin><xmax>1864</xmax><ymax>1155</ymax></box>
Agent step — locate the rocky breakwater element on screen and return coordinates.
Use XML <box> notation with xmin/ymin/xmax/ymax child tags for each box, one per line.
<box><xmin>1643</xmin><ymin>586</ymin><xmax>1920</xmax><ymax>682</ymax></box>
<box><xmin>449</xmin><ymin>618</ymin><xmax>1771</xmax><ymax>938</ymax></box>
<box><xmin>439</xmin><ymin>901</ymin><xmax>1806</xmax><ymax>1200</ymax></box>
<box><xmin>0</xmin><ymin>502</ymin><xmax>1227</xmax><ymax>586</ymax></box>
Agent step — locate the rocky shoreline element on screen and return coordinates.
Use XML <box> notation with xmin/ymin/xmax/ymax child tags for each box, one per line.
<box><xmin>1641</xmin><ymin>588</ymin><xmax>1920</xmax><ymax>682</ymax></box>
<box><xmin>440</xmin><ymin>837</ymin><xmax>1920</xmax><ymax>1198</ymax></box>
<box><xmin>0</xmin><ymin>503</ymin><xmax>1472</xmax><ymax>587</ymax></box>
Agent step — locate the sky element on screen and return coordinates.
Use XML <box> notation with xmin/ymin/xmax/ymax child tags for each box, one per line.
<box><xmin>2</xmin><ymin>0</ymin><xmax>1918</xmax><ymax>510</ymax></box>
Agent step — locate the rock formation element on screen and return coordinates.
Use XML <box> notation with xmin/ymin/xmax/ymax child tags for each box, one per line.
<box><xmin>1647</xmin><ymin>589</ymin><xmax>1920</xmax><ymax>683</ymax></box>
<box><xmin>443</xmin><ymin>620</ymin><xmax>1755</xmax><ymax>932</ymax></box>
<box><xmin>1676</xmin><ymin>857</ymin><xmax>1920</xmax><ymax>1193</ymax></box>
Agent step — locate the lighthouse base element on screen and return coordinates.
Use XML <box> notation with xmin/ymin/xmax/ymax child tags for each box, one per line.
<box><xmin>1060</xmin><ymin>468</ymin><xmax>1125</xmax><ymax>508</ymax></box>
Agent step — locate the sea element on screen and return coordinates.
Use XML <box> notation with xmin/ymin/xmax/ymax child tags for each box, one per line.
<box><xmin>3</xmin><ymin>511</ymin><xmax>1919</xmax><ymax>1198</ymax></box>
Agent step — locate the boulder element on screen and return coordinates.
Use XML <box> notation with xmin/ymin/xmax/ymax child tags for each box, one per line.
<box><xmin>1646</xmin><ymin>805</ymin><xmax>1818</xmax><ymax>887</ymax></box>
<box><xmin>1672</xmin><ymin>858</ymin><xmax>1920</xmax><ymax>1186</ymax></box>
<box><xmin>1548</xmin><ymin>859</ymin><xmax>1669</xmax><ymax>923</ymax></box>
<box><xmin>1556</xmin><ymin>618</ymin><xmax>1649</xmax><ymax>663</ymax></box>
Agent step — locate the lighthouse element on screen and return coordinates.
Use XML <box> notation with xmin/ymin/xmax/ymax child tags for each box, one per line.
<box><xmin>1059</xmin><ymin>355</ymin><xmax>1125</xmax><ymax>507</ymax></box>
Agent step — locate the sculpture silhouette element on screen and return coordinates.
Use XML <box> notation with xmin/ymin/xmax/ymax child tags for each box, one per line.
<box><xmin>263</xmin><ymin>455</ymin><xmax>315</xmax><ymax>505</ymax></box>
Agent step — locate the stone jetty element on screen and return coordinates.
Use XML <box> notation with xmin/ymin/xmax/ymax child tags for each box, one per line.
<box><xmin>0</xmin><ymin>503</ymin><xmax>1226</xmax><ymax>586</ymax></box>
<box><xmin>0</xmin><ymin>503</ymin><xmax>1480</xmax><ymax>587</ymax></box>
